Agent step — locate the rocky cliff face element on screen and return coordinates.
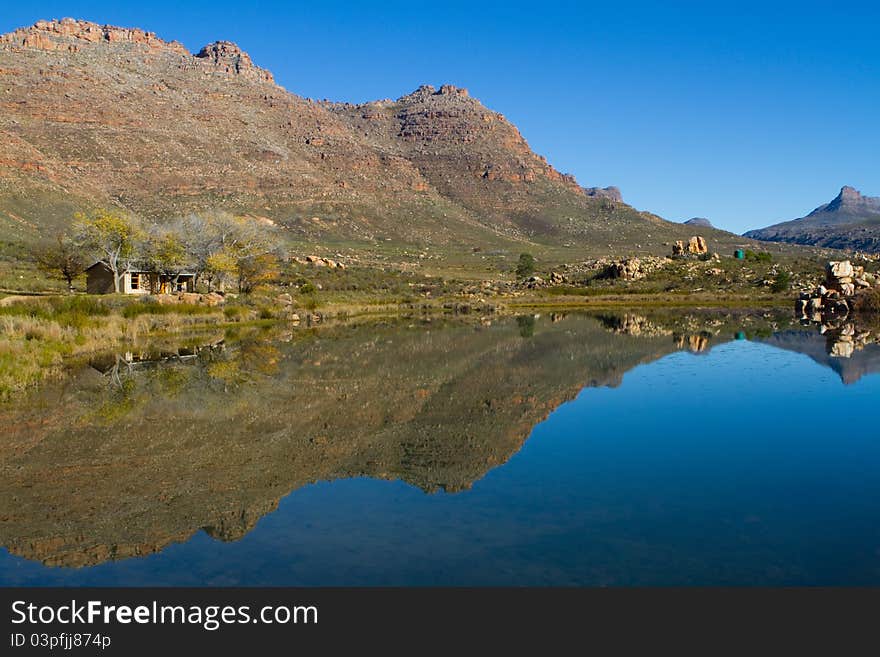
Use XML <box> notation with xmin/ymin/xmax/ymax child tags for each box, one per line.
<box><xmin>0</xmin><ymin>18</ymin><xmax>189</xmax><ymax>54</ymax></box>
<box><xmin>0</xmin><ymin>18</ymin><xmax>751</xmax><ymax>254</ymax></box>
<box><xmin>745</xmin><ymin>186</ymin><xmax>880</xmax><ymax>253</ymax></box>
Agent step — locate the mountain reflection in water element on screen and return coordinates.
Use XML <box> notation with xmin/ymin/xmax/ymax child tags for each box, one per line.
<box><xmin>1</xmin><ymin>310</ymin><xmax>878</xmax><ymax>585</ymax></box>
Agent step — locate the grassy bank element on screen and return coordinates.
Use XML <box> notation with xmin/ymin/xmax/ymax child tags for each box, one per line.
<box><xmin>4</xmin><ymin>242</ymin><xmax>874</xmax><ymax>398</ymax></box>
<box><xmin>0</xmin><ymin>295</ymin><xmax>263</xmax><ymax>398</ymax></box>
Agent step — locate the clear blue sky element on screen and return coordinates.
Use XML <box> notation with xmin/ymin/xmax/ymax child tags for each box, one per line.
<box><xmin>3</xmin><ymin>1</ymin><xmax>878</xmax><ymax>233</ymax></box>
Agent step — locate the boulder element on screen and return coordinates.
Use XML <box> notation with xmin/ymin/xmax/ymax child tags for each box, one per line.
<box><xmin>830</xmin><ymin>340</ymin><xmax>855</xmax><ymax>359</ymax></box>
<box><xmin>827</xmin><ymin>260</ymin><xmax>854</xmax><ymax>279</ymax></box>
<box><xmin>687</xmin><ymin>236</ymin><xmax>708</xmax><ymax>255</ymax></box>
<box><xmin>178</xmin><ymin>292</ymin><xmax>201</xmax><ymax>304</ymax></box>
<box><xmin>202</xmin><ymin>292</ymin><xmax>225</xmax><ymax>306</ymax></box>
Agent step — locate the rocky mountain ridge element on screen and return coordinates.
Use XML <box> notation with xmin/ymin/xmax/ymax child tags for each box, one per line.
<box><xmin>0</xmin><ymin>18</ymin><xmax>757</xmax><ymax>256</ymax></box>
<box><xmin>746</xmin><ymin>186</ymin><xmax>880</xmax><ymax>253</ymax></box>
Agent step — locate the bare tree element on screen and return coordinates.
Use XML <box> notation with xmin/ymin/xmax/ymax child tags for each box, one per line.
<box><xmin>169</xmin><ymin>212</ymin><xmax>283</xmax><ymax>292</ymax></box>
<box><xmin>33</xmin><ymin>234</ymin><xmax>86</xmax><ymax>293</ymax></box>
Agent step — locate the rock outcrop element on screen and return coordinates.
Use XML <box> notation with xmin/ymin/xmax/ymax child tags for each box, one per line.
<box><xmin>0</xmin><ymin>18</ymin><xmax>189</xmax><ymax>54</ymax></box>
<box><xmin>584</xmin><ymin>186</ymin><xmax>623</xmax><ymax>202</ymax></box>
<box><xmin>672</xmin><ymin>236</ymin><xmax>708</xmax><ymax>256</ymax></box>
<box><xmin>796</xmin><ymin>260</ymin><xmax>876</xmax><ymax>319</ymax></box>
<box><xmin>194</xmin><ymin>41</ymin><xmax>274</xmax><ymax>83</ymax></box>
<box><xmin>605</xmin><ymin>256</ymin><xmax>670</xmax><ymax>280</ymax></box>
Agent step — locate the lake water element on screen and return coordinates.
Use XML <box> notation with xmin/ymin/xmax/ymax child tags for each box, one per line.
<box><xmin>1</xmin><ymin>310</ymin><xmax>879</xmax><ymax>585</ymax></box>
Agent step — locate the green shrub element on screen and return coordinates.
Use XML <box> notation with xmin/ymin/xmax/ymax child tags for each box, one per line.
<box><xmin>744</xmin><ymin>250</ymin><xmax>773</xmax><ymax>263</ymax></box>
<box><xmin>515</xmin><ymin>253</ymin><xmax>536</xmax><ymax>279</ymax></box>
<box><xmin>301</xmin><ymin>294</ymin><xmax>319</xmax><ymax>311</ymax></box>
<box><xmin>771</xmin><ymin>271</ymin><xmax>791</xmax><ymax>293</ymax></box>
<box><xmin>121</xmin><ymin>301</ymin><xmax>215</xmax><ymax>318</ymax></box>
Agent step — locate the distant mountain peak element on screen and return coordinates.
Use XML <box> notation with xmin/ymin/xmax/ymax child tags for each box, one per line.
<box><xmin>818</xmin><ymin>185</ymin><xmax>880</xmax><ymax>215</ymax></box>
<box><xmin>684</xmin><ymin>217</ymin><xmax>713</xmax><ymax>228</ymax></box>
<box><xmin>745</xmin><ymin>185</ymin><xmax>880</xmax><ymax>253</ymax></box>
<box><xmin>839</xmin><ymin>185</ymin><xmax>861</xmax><ymax>199</ymax></box>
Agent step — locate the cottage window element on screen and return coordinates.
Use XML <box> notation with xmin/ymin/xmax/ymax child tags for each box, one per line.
<box><xmin>130</xmin><ymin>273</ymin><xmax>140</xmax><ymax>290</ymax></box>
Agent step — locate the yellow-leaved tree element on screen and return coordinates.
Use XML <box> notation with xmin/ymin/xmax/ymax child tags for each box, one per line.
<box><xmin>72</xmin><ymin>210</ymin><xmax>143</xmax><ymax>293</ymax></box>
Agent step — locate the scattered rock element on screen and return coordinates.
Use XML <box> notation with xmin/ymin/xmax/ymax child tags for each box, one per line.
<box><xmin>604</xmin><ymin>256</ymin><xmax>670</xmax><ymax>281</ymax></box>
<box><xmin>297</xmin><ymin>255</ymin><xmax>346</xmax><ymax>269</ymax></box>
<box><xmin>149</xmin><ymin>292</ymin><xmax>225</xmax><ymax>306</ymax></box>
<box><xmin>796</xmin><ymin>260</ymin><xmax>875</xmax><ymax>320</ymax></box>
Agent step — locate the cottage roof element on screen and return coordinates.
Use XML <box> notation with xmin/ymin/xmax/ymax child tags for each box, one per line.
<box><xmin>84</xmin><ymin>262</ymin><xmax>195</xmax><ymax>276</ymax></box>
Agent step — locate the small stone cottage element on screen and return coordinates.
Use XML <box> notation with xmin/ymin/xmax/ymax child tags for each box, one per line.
<box><xmin>85</xmin><ymin>262</ymin><xmax>195</xmax><ymax>295</ymax></box>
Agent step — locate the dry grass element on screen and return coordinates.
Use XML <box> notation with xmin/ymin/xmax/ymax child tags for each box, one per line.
<box><xmin>0</xmin><ymin>297</ymin><xmax>229</xmax><ymax>398</ymax></box>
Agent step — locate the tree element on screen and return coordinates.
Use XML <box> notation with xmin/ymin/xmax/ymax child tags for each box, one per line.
<box><xmin>204</xmin><ymin>248</ymin><xmax>238</xmax><ymax>292</ymax></box>
<box><xmin>237</xmin><ymin>252</ymin><xmax>280</xmax><ymax>293</ymax></box>
<box><xmin>167</xmin><ymin>212</ymin><xmax>283</xmax><ymax>292</ymax></box>
<box><xmin>33</xmin><ymin>234</ymin><xmax>86</xmax><ymax>293</ymax></box>
<box><xmin>142</xmin><ymin>229</ymin><xmax>190</xmax><ymax>293</ymax></box>
<box><xmin>166</xmin><ymin>213</ymin><xmax>217</xmax><ymax>288</ymax></box>
<box><xmin>771</xmin><ymin>271</ymin><xmax>792</xmax><ymax>293</ymax></box>
<box><xmin>515</xmin><ymin>253</ymin><xmax>536</xmax><ymax>279</ymax></box>
<box><xmin>72</xmin><ymin>210</ymin><xmax>142</xmax><ymax>293</ymax></box>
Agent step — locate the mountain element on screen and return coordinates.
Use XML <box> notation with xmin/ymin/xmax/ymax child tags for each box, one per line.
<box><xmin>684</xmin><ymin>217</ymin><xmax>713</xmax><ymax>228</ymax></box>
<box><xmin>0</xmin><ymin>18</ymin><xmax>757</xmax><ymax>257</ymax></box>
<box><xmin>745</xmin><ymin>186</ymin><xmax>880</xmax><ymax>252</ymax></box>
